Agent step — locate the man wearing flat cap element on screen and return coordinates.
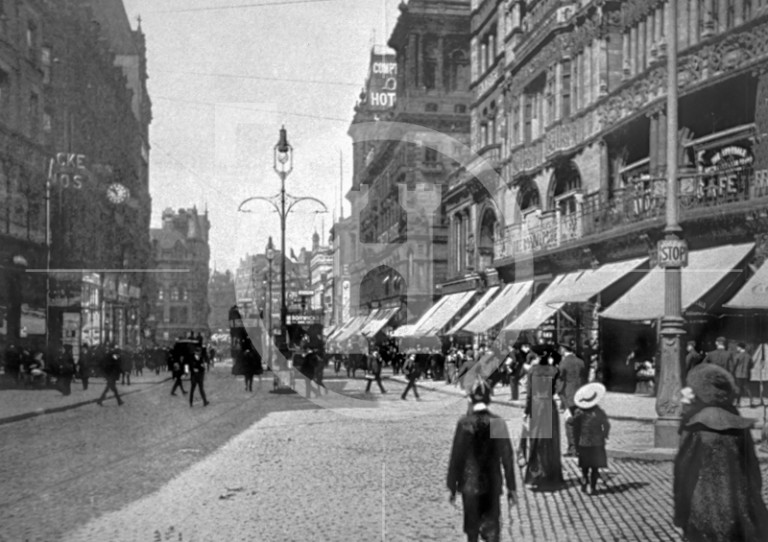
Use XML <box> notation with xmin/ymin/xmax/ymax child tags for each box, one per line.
<box><xmin>448</xmin><ymin>379</ymin><xmax>517</xmax><ymax>542</ymax></box>
<box><xmin>557</xmin><ymin>339</ymin><xmax>588</xmax><ymax>456</ymax></box>
<box><xmin>702</xmin><ymin>336</ymin><xmax>733</xmax><ymax>372</ymax></box>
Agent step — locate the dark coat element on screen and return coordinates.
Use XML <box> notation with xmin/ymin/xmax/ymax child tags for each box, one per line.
<box><xmin>703</xmin><ymin>348</ymin><xmax>733</xmax><ymax>372</ymax></box>
<box><xmin>557</xmin><ymin>353</ymin><xmax>587</xmax><ymax>409</ymax></box>
<box><xmin>685</xmin><ymin>350</ymin><xmax>703</xmax><ymax>375</ymax></box>
<box><xmin>732</xmin><ymin>352</ymin><xmax>753</xmax><ymax>380</ymax></box>
<box><xmin>447</xmin><ymin>409</ymin><xmax>516</xmax><ymax>497</ymax></box>
<box><xmin>568</xmin><ymin>406</ymin><xmax>610</xmax><ymax>447</ymax></box>
<box><xmin>674</xmin><ymin>406</ymin><xmax>768</xmax><ymax>542</ymax></box>
<box><xmin>189</xmin><ymin>354</ymin><xmax>206</xmax><ymax>379</ymax></box>
<box><xmin>368</xmin><ymin>354</ymin><xmax>382</xmax><ymax>376</ymax></box>
<box><xmin>102</xmin><ymin>352</ymin><xmax>122</xmax><ymax>379</ymax></box>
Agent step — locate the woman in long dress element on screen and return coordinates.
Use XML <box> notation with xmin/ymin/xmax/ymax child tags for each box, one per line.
<box><xmin>523</xmin><ymin>351</ymin><xmax>564</xmax><ymax>489</ymax></box>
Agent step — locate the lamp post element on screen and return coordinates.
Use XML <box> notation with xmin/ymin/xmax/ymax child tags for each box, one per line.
<box><xmin>238</xmin><ymin>126</ymin><xmax>328</xmax><ymax>355</ymax></box>
<box><xmin>265</xmin><ymin>237</ymin><xmax>274</xmax><ymax>369</ymax></box>
<box><xmin>655</xmin><ymin>0</ymin><xmax>686</xmax><ymax>448</ymax></box>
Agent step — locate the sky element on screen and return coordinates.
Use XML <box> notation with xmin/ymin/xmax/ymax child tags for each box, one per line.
<box><xmin>120</xmin><ymin>0</ymin><xmax>403</xmax><ymax>273</ymax></box>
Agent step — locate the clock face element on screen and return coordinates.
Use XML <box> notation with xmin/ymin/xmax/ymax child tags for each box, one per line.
<box><xmin>107</xmin><ymin>183</ymin><xmax>129</xmax><ymax>204</ymax></box>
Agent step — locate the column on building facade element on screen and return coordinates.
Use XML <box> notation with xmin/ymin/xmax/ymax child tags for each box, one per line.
<box><xmin>719</xmin><ymin>0</ymin><xmax>728</xmax><ymax>32</ymax></box>
<box><xmin>437</xmin><ymin>35</ymin><xmax>445</xmax><ymax>91</ymax></box>
<box><xmin>408</xmin><ymin>34</ymin><xmax>418</xmax><ymax>89</ymax></box>
<box><xmin>471</xmin><ymin>36</ymin><xmax>479</xmax><ymax>83</ymax></box>
<box><xmin>703</xmin><ymin>0</ymin><xmax>715</xmax><ymax>36</ymax></box>
<box><xmin>649</xmin><ymin>111</ymin><xmax>659</xmax><ymax>174</ymax></box>
<box><xmin>736</xmin><ymin>0</ymin><xmax>745</xmax><ymax>26</ymax></box>
<box><xmin>658</xmin><ymin>109</ymin><xmax>668</xmax><ymax>174</ymax></box>
<box><xmin>449</xmin><ymin>213</ymin><xmax>455</xmax><ymax>275</ymax></box>
<box><xmin>687</xmin><ymin>0</ymin><xmax>696</xmax><ymax>47</ymax></box>
<box><xmin>416</xmin><ymin>33</ymin><xmax>424</xmax><ymax>88</ymax></box>
<box><xmin>584</xmin><ymin>42</ymin><xmax>592</xmax><ymax>106</ymax></box>
<box><xmin>630</xmin><ymin>25</ymin><xmax>638</xmax><ymax>76</ymax></box>
<box><xmin>469</xmin><ymin>205</ymin><xmax>477</xmax><ymax>271</ymax></box>
<box><xmin>554</xmin><ymin>61</ymin><xmax>562</xmax><ymax>122</ymax></box>
<box><xmin>599</xmin><ymin>139</ymin><xmax>610</xmax><ymax>201</ymax></box>
<box><xmin>639</xmin><ymin>18</ymin><xmax>647</xmax><ymax>72</ymax></box>
<box><xmin>598</xmin><ymin>37</ymin><xmax>608</xmax><ymax>96</ymax></box>
<box><xmin>622</xmin><ymin>31</ymin><xmax>631</xmax><ymax>78</ymax></box>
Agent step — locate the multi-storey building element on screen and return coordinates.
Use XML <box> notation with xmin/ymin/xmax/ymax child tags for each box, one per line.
<box><xmin>308</xmin><ymin>232</ymin><xmax>333</xmax><ymax>324</ymax></box>
<box><xmin>208</xmin><ymin>270</ymin><xmax>236</xmax><ymax>333</ymax></box>
<box><xmin>150</xmin><ymin>208</ymin><xmax>210</xmax><ymax>344</ymax></box>
<box><xmin>0</xmin><ymin>0</ymin><xmax>151</xmax><ymax>356</ymax></box>
<box><xmin>449</xmin><ymin>0</ymin><xmax>768</xmax><ymax>391</ymax></box>
<box><xmin>344</xmin><ymin>0</ymin><xmax>472</xmax><ymax>334</ymax></box>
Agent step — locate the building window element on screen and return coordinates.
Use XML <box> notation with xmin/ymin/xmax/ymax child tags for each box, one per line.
<box><xmin>42</xmin><ymin>111</ymin><xmax>51</xmax><ymax>132</ymax></box>
<box><xmin>546</xmin><ymin>67</ymin><xmax>556</xmax><ymax>125</ymax></box>
<box><xmin>158</xmin><ymin>288</ymin><xmax>164</xmax><ymax>301</ymax></box>
<box><xmin>561</xmin><ymin>59</ymin><xmax>572</xmax><ymax>119</ymax></box>
<box><xmin>170</xmin><ymin>287</ymin><xmax>179</xmax><ymax>301</ymax></box>
<box><xmin>523</xmin><ymin>75</ymin><xmax>544</xmax><ymax>143</ymax></box>
<box><xmin>41</xmin><ymin>47</ymin><xmax>51</xmax><ymax>84</ymax></box>
<box><xmin>745</xmin><ymin>0</ymin><xmax>753</xmax><ymax>20</ymax></box>
<box><xmin>447</xmin><ymin>49</ymin><xmax>469</xmax><ymax>91</ymax></box>
<box><xmin>512</xmin><ymin>97</ymin><xmax>520</xmax><ymax>146</ymax></box>
<box><xmin>424</xmin><ymin>147</ymin><xmax>438</xmax><ymax>163</ymax></box>
<box><xmin>423</xmin><ymin>35</ymin><xmax>438</xmax><ymax>90</ymax></box>
<box><xmin>425</xmin><ymin>102</ymin><xmax>438</xmax><ymax>112</ymax></box>
<box><xmin>28</xmin><ymin>93</ymin><xmax>38</xmax><ymax>138</ymax></box>
<box><xmin>454</xmin><ymin>104</ymin><xmax>466</xmax><ymax>114</ymax></box>
<box><xmin>181</xmin><ymin>287</ymin><xmax>188</xmax><ymax>301</ymax></box>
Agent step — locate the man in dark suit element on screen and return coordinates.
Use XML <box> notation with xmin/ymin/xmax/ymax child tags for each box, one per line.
<box><xmin>557</xmin><ymin>340</ymin><xmax>588</xmax><ymax>456</ymax></box>
<box><xmin>364</xmin><ymin>350</ymin><xmax>386</xmax><ymax>394</ymax></box>
<box><xmin>447</xmin><ymin>379</ymin><xmax>517</xmax><ymax>542</ymax></box>
<box><xmin>703</xmin><ymin>336</ymin><xmax>733</xmax><ymax>372</ymax></box>
<box><xmin>97</xmin><ymin>345</ymin><xmax>123</xmax><ymax>406</ymax></box>
<box><xmin>189</xmin><ymin>346</ymin><xmax>209</xmax><ymax>407</ymax></box>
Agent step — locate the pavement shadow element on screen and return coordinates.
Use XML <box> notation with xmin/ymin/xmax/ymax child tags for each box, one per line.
<box><xmin>599</xmin><ymin>481</ymin><xmax>650</xmax><ymax>495</ymax></box>
<box><xmin>0</xmin><ymin>375</ymin><xmax>66</xmax><ymax>394</ymax></box>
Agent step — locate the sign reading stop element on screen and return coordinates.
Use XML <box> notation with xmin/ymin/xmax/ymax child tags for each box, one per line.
<box><xmin>658</xmin><ymin>239</ymin><xmax>688</xmax><ymax>268</ymax></box>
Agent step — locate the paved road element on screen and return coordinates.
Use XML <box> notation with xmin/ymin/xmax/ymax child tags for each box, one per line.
<box><xmin>4</xmin><ymin>369</ymin><xmax>768</xmax><ymax>541</ymax></box>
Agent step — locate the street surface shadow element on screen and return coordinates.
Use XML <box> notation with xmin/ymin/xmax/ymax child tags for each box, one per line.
<box><xmin>599</xmin><ymin>481</ymin><xmax>650</xmax><ymax>495</ymax></box>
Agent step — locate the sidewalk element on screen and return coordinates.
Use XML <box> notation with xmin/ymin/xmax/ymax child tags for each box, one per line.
<box><xmin>0</xmin><ymin>372</ymin><xmax>171</xmax><ymax>426</ymax></box>
<box><xmin>386</xmin><ymin>373</ymin><xmax>768</xmax><ymax>462</ymax></box>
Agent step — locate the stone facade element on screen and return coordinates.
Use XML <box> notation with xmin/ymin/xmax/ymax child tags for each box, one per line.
<box><xmin>150</xmin><ymin>208</ymin><xmax>210</xmax><ymax>344</ymax></box>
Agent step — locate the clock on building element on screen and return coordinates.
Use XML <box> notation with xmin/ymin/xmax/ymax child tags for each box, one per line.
<box><xmin>106</xmin><ymin>182</ymin><xmax>130</xmax><ymax>204</ymax></box>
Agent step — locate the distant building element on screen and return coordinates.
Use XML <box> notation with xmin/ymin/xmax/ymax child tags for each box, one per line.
<box><xmin>208</xmin><ymin>270</ymin><xmax>236</xmax><ymax>333</ymax></box>
<box><xmin>308</xmin><ymin>231</ymin><xmax>333</xmax><ymax>325</ymax></box>
<box><xmin>150</xmin><ymin>208</ymin><xmax>211</xmax><ymax>344</ymax></box>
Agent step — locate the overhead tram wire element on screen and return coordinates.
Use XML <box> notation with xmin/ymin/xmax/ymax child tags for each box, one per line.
<box><xmin>152</xmin><ymin>95</ymin><xmax>350</xmax><ymax>123</ymax></box>
<box><xmin>148</xmin><ymin>0</ymin><xmax>334</xmax><ymax>14</ymax></box>
<box><xmin>155</xmin><ymin>69</ymin><xmax>359</xmax><ymax>88</ymax></box>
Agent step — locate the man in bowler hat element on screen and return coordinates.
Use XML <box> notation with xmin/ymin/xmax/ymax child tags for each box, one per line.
<box><xmin>97</xmin><ymin>346</ymin><xmax>123</xmax><ymax>406</ymax></box>
<box><xmin>448</xmin><ymin>378</ymin><xmax>517</xmax><ymax>542</ymax></box>
<box><xmin>189</xmin><ymin>346</ymin><xmax>209</xmax><ymax>407</ymax></box>
<box><xmin>557</xmin><ymin>339</ymin><xmax>588</xmax><ymax>456</ymax></box>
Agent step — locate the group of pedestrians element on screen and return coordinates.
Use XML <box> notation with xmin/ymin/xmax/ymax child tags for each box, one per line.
<box><xmin>686</xmin><ymin>336</ymin><xmax>758</xmax><ymax>407</ymax></box>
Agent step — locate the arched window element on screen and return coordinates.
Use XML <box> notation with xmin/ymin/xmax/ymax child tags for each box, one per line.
<box><xmin>549</xmin><ymin>160</ymin><xmax>582</xmax><ymax>213</ymax></box>
<box><xmin>447</xmin><ymin>49</ymin><xmax>469</xmax><ymax>91</ymax></box>
<box><xmin>478</xmin><ymin>209</ymin><xmax>497</xmax><ymax>271</ymax></box>
<box><xmin>517</xmin><ymin>180</ymin><xmax>541</xmax><ymax>214</ymax></box>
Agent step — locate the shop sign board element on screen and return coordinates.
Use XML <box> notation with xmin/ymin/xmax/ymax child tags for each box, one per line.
<box><xmin>657</xmin><ymin>239</ymin><xmax>688</xmax><ymax>268</ymax></box>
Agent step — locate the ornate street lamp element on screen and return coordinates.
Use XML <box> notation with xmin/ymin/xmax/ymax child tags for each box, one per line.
<box><xmin>265</xmin><ymin>237</ymin><xmax>275</xmax><ymax>368</ymax></box>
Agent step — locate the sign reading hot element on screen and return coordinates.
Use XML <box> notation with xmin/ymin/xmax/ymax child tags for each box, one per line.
<box><xmin>367</xmin><ymin>53</ymin><xmax>397</xmax><ymax>110</ymax></box>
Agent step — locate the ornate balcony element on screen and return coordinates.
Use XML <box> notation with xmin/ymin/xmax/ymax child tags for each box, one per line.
<box><xmin>495</xmin><ymin>165</ymin><xmax>768</xmax><ymax>262</ymax></box>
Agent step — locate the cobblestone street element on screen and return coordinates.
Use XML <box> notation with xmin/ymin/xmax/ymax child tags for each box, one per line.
<box><xmin>28</xmin><ymin>370</ymin><xmax>762</xmax><ymax>542</ymax></box>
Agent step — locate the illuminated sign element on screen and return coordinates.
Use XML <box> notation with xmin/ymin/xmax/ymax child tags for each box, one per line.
<box><xmin>367</xmin><ymin>53</ymin><xmax>397</xmax><ymax>111</ymax></box>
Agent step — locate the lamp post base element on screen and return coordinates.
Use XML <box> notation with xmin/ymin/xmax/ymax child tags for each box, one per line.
<box><xmin>654</xmin><ymin>417</ymin><xmax>681</xmax><ymax>449</ymax></box>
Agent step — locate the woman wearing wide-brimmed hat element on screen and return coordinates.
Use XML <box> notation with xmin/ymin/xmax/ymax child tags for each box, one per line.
<box><xmin>568</xmin><ymin>383</ymin><xmax>610</xmax><ymax>495</ymax></box>
<box><xmin>523</xmin><ymin>351</ymin><xmax>564</xmax><ymax>490</ymax></box>
<box><xmin>674</xmin><ymin>364</ymin><xmax>768</xmax><ymax>542</ymax></box>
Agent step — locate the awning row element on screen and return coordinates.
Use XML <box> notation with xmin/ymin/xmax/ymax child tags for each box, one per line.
<box><xmin>389</xmin><ymin>243</ymin><xmax>756</xmax><ymax>338</ymax></box>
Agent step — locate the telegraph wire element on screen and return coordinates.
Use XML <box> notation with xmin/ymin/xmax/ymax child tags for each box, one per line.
<box><xmin>149</xmin><ymin>0</ymin><xmax>334</xmax><ymax>14</ymax></box>
<box><xmin>155</xmin><ymin>69</ymin><xmax>359</xmax><ymax>88</ymax></box>
<box><xmin>152</xmin><ymin>95</ymin><xmax>350</xmax><ymax>123</ymax></box>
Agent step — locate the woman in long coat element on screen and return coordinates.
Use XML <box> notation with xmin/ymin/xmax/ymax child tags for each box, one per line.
<box><xmin>523</xmin><ymin>351</ymin><xmax>564</xmax><ymax>489</ymax></box>
<box><xmin>674</xmin><ymin>364</ymin><xmax>768</xmax><ymax>541</ymax></box>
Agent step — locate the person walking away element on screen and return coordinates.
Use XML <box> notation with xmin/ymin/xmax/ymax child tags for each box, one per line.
<box><xmin>445</xmin><ymin>348</ymin><xmax>458</xmax><ymax>385</ymax></box>
<box><xmin>703</xmin><ymin>336</ymin><xmax>733</xmax><ymax>371</ymax></box>
<box><xmin>684</xmin><ymin>340</ymin><xmax>702</xmax><ymax>379</ymax></box>
<box><xmin>243</xmin><ymin>347</ymin><xmax>257</xmax><ymax>392</ymax></box>
<box><xmin>674</xmin><ymin>364</ymin><xmax>768</xmax><ymax>541</ymax></box>
<box><xmin>557</xmin><ymin>340</ymin><xmax>588</xmax><ymax>456</ymax></box>
<box><xmin>170</xmin><ymin>347</ymin><xmax>187</xmax><ymax>396</ymax></box>
<box><xmin>447</xmin><ymin>378</ymin><xmax>517</xmax><ymax>542</ymax></box>
<box><xmin>56</xmin><ymin>345</ymin><xmax>76</xmax><ymax>396</ymax></box>
<box><xmin>78</xmin><ymin>344</ymin><xmax>91</xmax><ymax>390</ymax></box>
<box><xmin>189</xmin><ymin>346</ymin><xmax>209</xmax><ymax>407</ymax></box>
<box><xmin>732</xmin><ymin>342</ymin><xmax>755</xmax><ymax>408</ymax></box>
<box><xmin>401</xmin><ymin>353</ymin><xmax>420</xmax><ymax>400</ymax></box>
<box><xmin>365</xmin><ymin>350</ymin><xmax>387</xmax><ymax>394</ymax></box>
<box><xmin>568</xmin><ymin>383</ymin><xmax>610</xmax><ymax>495</ymax></box>
<box><xmin>97</xmin><ymin>346</ymin><xmax>123</xmax><ymax>406</ymax></box>
<box><xmin>523</xmin><ymin>351</ymin><xmax>564</xmax><ymax>489</ymax></box>
<box><xmin>120</xmin><ymin>349</ymin><xmax>133</xmax><ymax>386</ymax></box>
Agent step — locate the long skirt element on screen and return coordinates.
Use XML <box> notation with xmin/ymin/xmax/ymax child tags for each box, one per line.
<box><xmin>524</xmin><ymin>407</ymin><xmax>564</xmax><ymax>489</ymax></box>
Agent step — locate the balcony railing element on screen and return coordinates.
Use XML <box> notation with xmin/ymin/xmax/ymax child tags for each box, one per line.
<box><xmin>496</xmin><ymin>165</ymin><xmax>768</xmax><ymax>261</ymax></box>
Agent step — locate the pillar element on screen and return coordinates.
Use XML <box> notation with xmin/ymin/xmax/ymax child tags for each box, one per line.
<box><xmin>598</xmin><ymin>38</ymin><xmax>608</xmax><ymax>96</ymax></box>
<box><xmin>436</xmin><ymin>35</ymin><xmax>445</xmax><ymax>91</ymax></box>
<box><xmin>416</xmin><ymin>33</ymin><xmax>424</xmax><ymax>88</ymax></box>
<box><xmin>654</xmin><ymin>7</ymin><xmax>663</xmax><ymax>58</ymax></box>
<box><xmin>622</xmin><ymin>31</ymin><xmax>631</xmax><ymax>79</ymax></box>
<box><xmin>703</xmin><ymin>0</ymin><xmax>716</xmax><ymax>37</ymax></box>
<box><xmin>736</xmin><ymin>0</ymin><xmax>745</xmax><ymax>26</ymax></box>
<box><xmin>657</xmin><ymin>109</ymin><xmax>668</xmax><ymax>175</ymax></box>
<box><xmin>408</xmin><ymin>34</ymin><xmax>418</xmax><ymax>89</ymax></box>
<box><xmin>630</xmin><ymin>26</ymin><xmax>638</xmax><ymax>76</ymax></box>
<box><xmin>639</xmin><ymin>18</ymin><xmax>647</xmax><ymax>72</ymax></box>
<box><xmin>690</xmin><ymin>0</ymin><xmax>699</xmax><ymax>45</ymax></box>
<box><xmin>649</xmin><ymin>112</ymin><xmax>659</xmax><ymax>173</ymax></box>
<box><xmin>599</xmin><ymin>139</ymin><xmax>610</xmax><ymax>201</ymax></box>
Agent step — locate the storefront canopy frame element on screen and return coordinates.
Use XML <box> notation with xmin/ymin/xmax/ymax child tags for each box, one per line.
<box><xmin>548</xmin><ymin>257</ymin><xmax>648</xmax><ymax>304</ymax></box>
<box><xmin>446</xmin><ymin>286</ymin><xmax>501</xmax><ymax>335</ymax></box>
<box><xmin>462</xmin><ymin>282</ymin><xmax>534</xmax><ymax>334</ymax></box>
<box><xmin>411</xmin><ymin>291</ymin><xmax>475</xmax><ymax>337</ymax></box>
<box><xmin>601</xmin><ymin>243</ymin><xmax>754</xmax><ymax>321</ymax></box>
<box><xmin>334</xmin><ymin>313</ymin><xmax>374</xmax><ymax>344</ymax></box>
<box><xmin>361</xmin><ymin>307</ymin><xmax>400</xmax><ymax>337</ymax></box>
<box><xmin>724</xmin><ymin>258</ymin><xmax>768</xmax><ymax>310</ymax></box>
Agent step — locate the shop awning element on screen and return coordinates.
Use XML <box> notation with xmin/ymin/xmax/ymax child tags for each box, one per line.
<box><xmin>334</xmin><ymin>313</ymin><xmax>373</xmax><ymax>344</ymax></box>
<box><xmin>446</xmin><ymin>286</ymin><xmax>501</xmax><ymax>335</ymax></box>
<box><xmin>411</xmin><ymin>291</ymin><xmax>476</xmax><ymax>337</ymax></box>
<box><xmin>323</xmin><ymin>325</ymin><xmax>338</xmax><ymax>338</ymax></box>
<box><xmin>601</xmin><ymin>243</ymin><xmax>754</xmax><ymax>321</ymax></box>
<box><xmin>548</xmin><ymin>257</ymin><xmax>648</xmax><ymax>304</ymax></box>
<box><xmin>462</xmin><ymin>282</ymin><xmax>533</xmax><ymax>334</ymax></box>
<box><xmin>724</xmin><ymin>260</ymin><xmax>768</xmax><ymax>310</ymax></box>
<box><xmin>392</xmin><ymin>324</ymin><xmax>416</xmax><ymax>338</ymax></box>
<box><xmin>504</xmin><ymin>257</ymin><xmax>651</xmax><ymax>331</ymax></box>
<box><xmin>361</xmin><ymin>307</ymin><xmax>400</xmax><ymax>337</ymax></box>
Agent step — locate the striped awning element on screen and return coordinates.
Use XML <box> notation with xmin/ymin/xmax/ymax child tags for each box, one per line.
<box><xmin>724</xmin><ymin>259</ymin><xmax>768</xmax><ymax>310</ymax></box>
<box><xmin>462</xmin><ymin>281</ymin><xmax>533</xmax><ymax>334</ymax></box>
<box><xmin>361</xmin><ymin>307</ymin><xmax>400</xmax><ymax>337</ymax></box>
<box><xmin>411</xmin><ymin>291</ymin><xmax>476</xmax><ymax>337</ymax></box>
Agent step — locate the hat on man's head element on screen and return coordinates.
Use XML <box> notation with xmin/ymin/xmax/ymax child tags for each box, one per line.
<box><xmin>716</xmin><ymin>336</ymin><xmax>727</xmax><ymax>344</ymax></box>
<box><xmin>686</xmin><ymin>363</ymin><xmax>736</xmax><ymax>407</ymax></box>
<box><xmin>574</xmin><ymin>383</ymin><xmax>606</xmax><ymax>409</ymax></box>
<box><xmin>469</xmin><ymin>378</ymin><xmax>491</xmax><ymax>405</ymax></box>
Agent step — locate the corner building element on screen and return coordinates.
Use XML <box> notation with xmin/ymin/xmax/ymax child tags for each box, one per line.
<box><xmin>473</xmin><ymin>0</ymin><xmax>768</xmax><ymax>391</ymax></box>
<box><xmin>344</xmin><ymin>0</ymin><xmax>472</xmax><ymax>341</ymax></box>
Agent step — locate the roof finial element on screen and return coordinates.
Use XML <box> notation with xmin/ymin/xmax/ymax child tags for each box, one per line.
<box><xmin>136</xmin><ymin>14</ymin><xmax>142</xmax><ymax>29</ymax></box>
